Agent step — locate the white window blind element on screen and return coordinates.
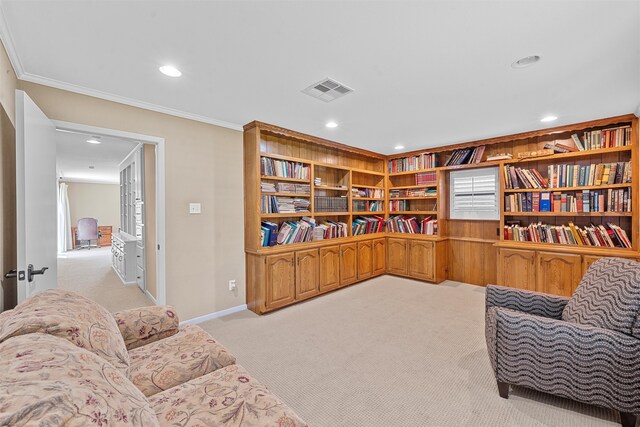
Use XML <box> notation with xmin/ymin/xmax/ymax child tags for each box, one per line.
<box><xmin>449</xmin><ymin>167</ymin><xmax>499</xmax><ymax>220</ymax></box>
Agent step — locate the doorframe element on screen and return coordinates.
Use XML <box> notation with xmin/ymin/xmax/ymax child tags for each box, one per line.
<box><xmin>52</xmin><ymin>120</ymin><xmax>167</xmax><ymax>305</ymax></box>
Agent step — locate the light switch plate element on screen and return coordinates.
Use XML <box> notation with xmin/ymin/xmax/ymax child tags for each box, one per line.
<box><xmin>189</xmin><ymin>203</ymin><xmax>201</xmax><ymax>214</ymax></box>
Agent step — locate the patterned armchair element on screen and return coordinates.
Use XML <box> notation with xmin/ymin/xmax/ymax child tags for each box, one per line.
<box><xmin>485</xmin><ymin>257</ymin><xmax>640</xmax><ymax>427</ymax></box>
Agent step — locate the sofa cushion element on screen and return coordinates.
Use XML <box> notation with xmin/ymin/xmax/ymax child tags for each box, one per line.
<box><xmin>129</xmin><ymin>324</ymin><xmax>236</xmax><ymax>396</ymax></box>
<box><xmin>563</xmin><ymin>257</ymin><xmax>640</xmax><ymax>337</ymax></box>
<box><xmin>0</xmin><ymin>333</ymin><xmax>158</xmax><ymax>427</ymax></box>
<box><xmin>0</xmin><ymin>289</ymin><xmax>130</xmax><ymax>376</ymax></box>
<box><xmin>113</xmin><ymin>305</ymin><xmax>180</xmax><ymax>350</ymax></box>
<box><xmin>149</xmin><ymin>364</ymin><xmax>307</xmax><ymax>427</ymax></box>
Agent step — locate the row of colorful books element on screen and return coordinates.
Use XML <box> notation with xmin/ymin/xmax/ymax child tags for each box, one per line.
<box><xmin>504</xmin><ymin>189</ymin><xmax>631</xmax><ymax>213</ymax></box>
<box><xmin>389</xmin><ymin>188</ymin><xmax>436</xmax><ymax>198</ymax></box>
<box><xmin>261</xmin><ymin>182</ymin><xmax>311</xmax><ymax>194</ymax></box>
<box><xmin>260</xmin><ymin>157</ymin><xmax>310</xmax><ymax>179</ymax></box>
<box><xmin>415</xmin><ymin>171</ymin><xmax>437</xmax><ymax>185</ymax></box>
<box><xmin>352</xmin><ymin>200</ymin><xmax>384</xmax><ymax>212</ymax></box>
<box><xmin>443</xmin><ymin>145</ymin><xmax>485</xmax><ymax>166</ymax></box>
<box><xmin>352</xmin><ymin>187</ymin><xmax>384</xmax><ymax>198</ymax></box>
<box><xmin>388</xmin><ymin>152</ymin><xmax>438</xmax><ymax>173</ymax></box>
<box><xmin>503</xmin><ymin>222</ymin><xmax>631</xmax><ymax>248</ymax></box>
<box><xmin>260</xmin><ymin>218</ymin><xmax>348</xmax><ymax>246</ymax></box>
<box><xmin>352</xmin><ymin>216</ymin><xmax>385</xmax><ymax>235</ymax></box>
<box><xmin>579</xmin><ymin>126</ymin><xmax>632</xmax><ymax>150</ymax></box>
<box><xmin>261</xmin><ymin>196</ymin><xmax>310</xmax><ymax>214</ymax></box>
<box><xmin>385</xmin><ymin>215</ymin><xmax>437</xmax><ymax>235</ymax></box>
<box><xmin>503</xmin><ymin>162</ymin><xmax>631</xmax><ymax>189</ymax></box>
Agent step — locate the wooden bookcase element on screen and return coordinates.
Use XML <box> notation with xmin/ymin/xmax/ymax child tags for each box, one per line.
<box><xmin>245</xmin><ymin>115</ymin><xmax>640</xmax><ymax>314</ymax></box>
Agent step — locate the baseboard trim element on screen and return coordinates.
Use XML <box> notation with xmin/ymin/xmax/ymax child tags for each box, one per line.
<box><xmin>145</xmin><ymin>290</ymin><xmax>157</xmax><ymax>305</ymax></box>
<box><xmin>181</xmin><ymin>304</ymin><xmax>247</xmax><ymax>325</ymax></box>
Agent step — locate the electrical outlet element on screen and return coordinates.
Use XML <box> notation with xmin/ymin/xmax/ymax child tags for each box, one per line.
<box><xmin>189</xmin><ymin>203</ymin><xmax>201</xmax><ymax>214</ymax></box>
<box><xmin>228</xmin><ymin>280</ymin><xmax>236</xmax><ymax>291</ymax></box>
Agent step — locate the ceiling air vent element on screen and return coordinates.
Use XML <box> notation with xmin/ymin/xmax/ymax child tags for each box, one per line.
<box><xmin>302</xmin><ymin>78</ymin><xmax>354</xmax><ymax>102</ymax></box>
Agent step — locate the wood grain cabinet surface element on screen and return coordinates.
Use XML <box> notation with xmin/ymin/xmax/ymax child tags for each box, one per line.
<box><xmin>340</xmin><ymin>243</ymin><xmax>358</xmax><ymax>286</ymax></box>
<box><xmin>265</xmin><ymin>253</ymin><xmax>296</xmax><ymax>310</ymax></box>
<box><xmin>372</xmin><ymin>238</ymin><xmax>386</xmax><ymax>276</ymax></box>
<box><xmin>295</xmin><ymin>249</ymin><xmax>319</xmax><ymax>301</ymax></box>
<box><xmin>357</xmin><ymin>241</ymin><xmax>373</xmax><ymax>280</ymax></box>
<box><xmin>408</xmin><ymin>240</ymin><xmax>435</xmax><ymax>281</ymax></box>
<box><xmin>536</xmin><ymin>252</ymin><xmax>582</xmax><ymax>297</ymax></box>
<box><xmin>387</xmin><ymin>238</ymin><xmax>408</xmax><ymax>275</ymax></box>
<box><xmin>319</xmin><ymin>246</ymin><xmax>341</xmax><ymax>292</ymax></box>
<box><xmin>497</xmin><ymin>248</ymin><xmax>536</xmax><ymax>291</ymax></box>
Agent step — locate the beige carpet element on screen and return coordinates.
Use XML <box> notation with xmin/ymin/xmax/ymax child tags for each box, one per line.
<box><xmin>57</xmin><ymin>247</ymin><xmax>152</xmax><ymax>312</ymax></box>
<box><xmin>199</xmin><ymin>277</ymin><xmax>621</xmax><ymax>427</ymax></box>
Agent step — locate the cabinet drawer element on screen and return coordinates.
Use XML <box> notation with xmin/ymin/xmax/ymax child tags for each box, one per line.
<box><xmin>136</xmin><ymin>265</ymin><xmax>145</xmax><ymax>288</ymax></box>
<box><xmin>136</xmin><ymin>245</ymin><xmax>144</xmax><ymax>267</ymax></box>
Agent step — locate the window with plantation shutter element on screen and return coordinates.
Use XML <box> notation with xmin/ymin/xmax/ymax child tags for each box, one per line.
<box><xmin>449</xmin><ymin>167</ymin><xmax>499</xmax><ymax>220</ymax></box>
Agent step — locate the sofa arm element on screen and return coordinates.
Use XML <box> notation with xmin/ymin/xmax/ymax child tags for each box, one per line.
<box><xmin>488</xmin><ymin>307</ymin><xmax>640</xmax><ymax>414</ymax></box>
<box><xmin>485</xmin><ymin>285</ymin><xmax>569</xmax><ymax>319</ymax></box>
<box><xmin>112</xmin><ymin>305</ymin><xmax>179</xmax><ymax>350</ymax></box>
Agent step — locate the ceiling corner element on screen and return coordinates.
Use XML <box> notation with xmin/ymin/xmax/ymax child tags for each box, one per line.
<box><xmin>0</xmin><ymin>1</ymin><xmax>24</xmax><ymax>78</ymax></box>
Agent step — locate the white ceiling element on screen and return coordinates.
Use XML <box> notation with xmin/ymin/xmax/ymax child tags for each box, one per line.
<box><xmin>2</xmin><ymin>1</ymin><xmax>639</xmax><ymax>154</ymax></box>
<box><xmin>56</xmin><ymin>130</ymin><xmax>138</xmax><ymax>184</ymax></box>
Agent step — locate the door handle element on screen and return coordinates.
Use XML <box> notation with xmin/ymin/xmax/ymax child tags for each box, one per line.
<box><xmin>4</xmin><ymin>269</ymin><xmax>16</xmax><ymax>279</ymax></box>
<box><xmin>27</xmin><ymin>264</ymin><xmax>49</xmax><ymax>282</ymax></box>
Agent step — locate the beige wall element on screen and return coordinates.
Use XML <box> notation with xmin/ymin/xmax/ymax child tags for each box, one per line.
<box><xmin>18</xmin><ymin>81</ymin><xmax>245</xmax><ymax>320</ymax></box>
<box><xmin>66</xmin><ymin>182</ymin><xmax>120</xmax><ymax>230</ymax></box>
<box><xmin>0</xmin><ymin>39</ymin><xmax>18</xmax><ymax>310</ymax></box>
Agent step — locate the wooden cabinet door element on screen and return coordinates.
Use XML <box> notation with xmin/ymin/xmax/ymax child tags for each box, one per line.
<box><xmin>372</xmin><ymin>238</ymin><xmax>386</xmax><ymax>276</ymax></box>
<box><xmin>408</xmin><ymin>240</ymin><xmax>435</xmax><ymax>281</ymax></box>
<box><xmin>537</xmin><ymin>252</ymin><xmax>582</xmax><ymax>297</ymax></box>
<box><xmin>265</xmin><ymin>253</ymin><xmax>295</xmax><ymax>309</ymax></box>
<box><xmin>357</xmin><ymin>241</ymin><xmax>373</xmax><ymax>280</ymax></box>
<box><xmin>319</xmin><ymin>246</ymin><xmax>340</xmax><ymax>292</ymax></box>
<box><xmin>295</xmin><ymin>249</ymin><xmax>319</xmax><ymax>301</ymax></box>
<box><xmin>582</xmin><ymin>255</ymin><xmax>602</xmax><ymax>276</ymax></box>
<box><xmin>497</xmin><ymin>248</ymin><xmax>536</xmax><ymax>291</ymax></box>
<box><xmin>340</xmin><ymin>243</ymin><xmax>358</xmax><ymax>286</ymax></box>
<box><xmin>387</xmin><ymin>238</ymin><xmax>408</xmax><ymax>275</ymax></box>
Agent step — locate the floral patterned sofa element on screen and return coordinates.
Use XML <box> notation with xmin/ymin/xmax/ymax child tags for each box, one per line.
<box><xmin>0</xmin><ymin>289</ymin><xmax>307</xmax><ymax>426</ymax></box>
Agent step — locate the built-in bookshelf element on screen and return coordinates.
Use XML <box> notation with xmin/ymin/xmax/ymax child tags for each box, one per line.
<box><xmin>245</xmin><ymin>115</ymin><xmax>639</xmax><ymax>313</ymax></box>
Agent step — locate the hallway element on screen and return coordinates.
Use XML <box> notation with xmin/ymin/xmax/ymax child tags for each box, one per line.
<box><xmin>57</xmin><ymin>247</ymin><xmax>152</xmax><ymax>312</ymax></box>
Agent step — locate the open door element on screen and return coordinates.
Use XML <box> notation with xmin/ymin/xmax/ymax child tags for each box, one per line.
<box><xmin>14</xmin><ymin>90</ymin><xmax>57</xmax><ymax>303</ymax></box>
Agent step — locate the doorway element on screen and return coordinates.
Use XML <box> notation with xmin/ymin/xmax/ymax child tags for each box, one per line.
<box><xmin>54</xmin><ymin>121</ymin><xmax>166</xmax><ymax>310</ymax></box>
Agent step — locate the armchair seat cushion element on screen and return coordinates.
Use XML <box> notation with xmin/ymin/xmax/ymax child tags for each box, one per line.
<box><xmin>0</xmin><ymin>289</ymin><xmax>130</xmax><ymax>377</ymax></box>
<box><xmin>149</xmin><ymin>364</ymin><xmax>307</xmax><ymax>427</ymax></box>
<box><xmin>0</xmin><ymin>333</ymin><xmax>158</xmax><ymax>427</ymax></box>
<box><xmin>562</xmin><ymin>257</ymin><xmax>640</xmax><ymax>337</ymax></box>
<box><xmin>129</xmin><ymin>324</ymin><xmax>236</xmax><ymax>397</ymax></box>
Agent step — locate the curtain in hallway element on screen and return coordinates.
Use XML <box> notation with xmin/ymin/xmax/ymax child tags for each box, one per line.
<box><xmin>57</xmin><ymin>182</ymin><xmax>72</xmax><ymax>253</ymax></box>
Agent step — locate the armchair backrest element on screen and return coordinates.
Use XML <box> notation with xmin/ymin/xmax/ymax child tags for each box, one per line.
<box><xmin>77</xmin><ymin>217</ymin><xmax>99</xmax><ymax>240</ymax></box>
<box><xmin>562</xmin><ymin>257</ymin><xmax>640</xmax><ymax>338</ymax></box>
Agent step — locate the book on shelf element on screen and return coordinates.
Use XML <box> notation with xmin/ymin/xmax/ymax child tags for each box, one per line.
<box><xmin>487</xmin><ymin>153</ymin><xmax>513</xmax><ymax>161</ymax></box>
<box><xmin>504</xmin><ymin>162</ymin><xmax>631</xmax><ymax>190</ymax></box>
<box><xmin>503</xmin><ymin>222</ymin><xmax>631</xmax><ymax>248</ymax></box>
<box><xmin>261</xmin><ymin>195</ymin><xmax>310</xmax><ymax>214</ymax></box>
<box><xmin>351</xmin><ymin>187</ymin><xmax>384</xmax><ymax>198</ymax></box>
<box><xmin>571</xmin><ymin>133</ymin><xmax>585</xmax><ymax>151</ymax></box>
<box><xmin>388</xmin><ymin>152</ymin><xmax>438</xmax><ymax>173</ymax></box>
<box><xmin>313</xmin><ymin>220</ymin><xmax>348</xmax><ymax>241</ymax></box>
<box><xmin>583</xmin><ymin>126</ymin><xmax>632</xmax><ymax>150</ymax></box>
<box><xmin>504</xmin><ymin>188</ymin><xmax>630</xmax><ymax>213</ymax></box>
<box><xmin>261</xmin><ymin>182</ymin><xmax>310</xmax><ymax>194</ymax></box>
<box><xmin>314</xmin><ymin>196</ymin><xmax>348</xmax><ymax>212</ymax></box>
<box><xmin>385</xmin><ymin>215</ymin><xmax>437</xmax><ymax>235</ymax></box>
<box><xmin>353</xmin><ymin>200</ymin><xmax>384</xmax><ymax>212</ymax></box>
<box><xmin>352</xmin><ymin>216</ymin><xmax>384</xmax><ymax>235</ymax></box>
<box><xmin>544</xmin><ymin>142</ymin><xmax>577</xmax><ymax>153</ymax></box>
<box><xmin>547</xmin><ymin>162</ymin><xmax>631</xmax><ymax>188</ymax></box>
<box><xmin>260</xmin><ymin>221</ymin><xmax>279</xmax><ymax>247</ymax></box>
<box><xmin>415</xmin><ymin>171</ymin><xmax>437</xmax><ymax>185</ymax></box>
<box><xmin>443</xmin><ymin>145</ymin><xmax>486</xmax><ymax>166</ymax></box>
<box><xmin>260</xmin><ymin>157</ymin><xmax>310</xmax><ymax>179</ymax></box>
<box><xmin>389</xmin><ymin>188</ymin><xmax>436</xmax><ymax>198</ymax></box>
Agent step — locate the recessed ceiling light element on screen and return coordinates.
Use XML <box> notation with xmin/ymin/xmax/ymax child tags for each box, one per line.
<box><xmin>86</xmin><ymin>138</ymin><xmax>101</xmax><ymax>144</ymax></box>
<box><xmin>159</xmin><ymin>65</ymin><xmax>182</xmax><ymax>77</ymax></box>
<box><xmin>325</xmin><ymin>121</ymin><xmax>338</xmax><ymax>128</ymax></box>
<box><xmin>394</xmin><ymin>145</ymin><xmax>405</xmax><ymax>150</ymax></box>
<box><xmin>88</xmin><ymin>166</ymin><xmax>95</xmax><ymax>169</ymax></box>
<box><xmin>540</xmin><ymin>115</ymin><xmax>558</xmax><ymax>123</ymax></box>
<box><xmin>511</xmin><ymin>55</ymin><xmax>541</xmax><ymax>69</ymax></box>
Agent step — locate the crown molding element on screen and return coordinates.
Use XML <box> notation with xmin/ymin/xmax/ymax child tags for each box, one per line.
<box><xmin>19</xmin><ymin>72</ymin><xmax>243</xmax><ymax>131</ymax></box>
<box><xmin>635</xmin><ymin>103</ymin><xmax>640</xmax><ymax>118</ymax></box>
<box><xmin>0</xmin><ymin>2</ymin><xmax>24</xmax><ymax>76</ymax></box>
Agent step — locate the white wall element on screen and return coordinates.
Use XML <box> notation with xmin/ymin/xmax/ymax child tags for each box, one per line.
<box><xmin>66</xmin><ymin>181</ymin><xmax>120</xmax><ymax>229</ymax></box>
